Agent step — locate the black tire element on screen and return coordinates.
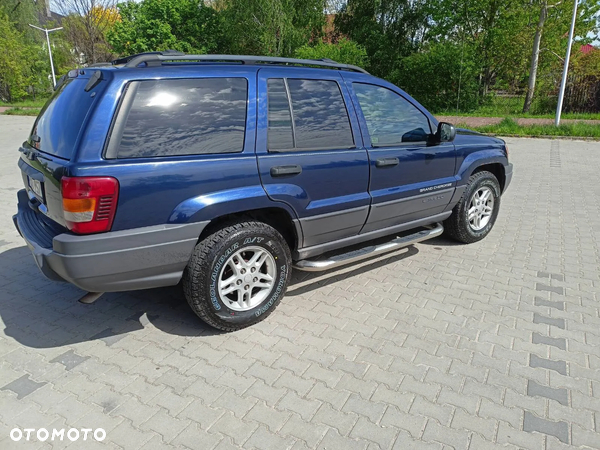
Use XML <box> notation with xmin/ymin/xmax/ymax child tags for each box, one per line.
<box><xmin>183</xmin><ymin>220</ymin><xmax>292</xmax><ymax>331</ymax></box>
<box><xmin>444</xmin><ymin>171</ymin><xmax>501</xmax><ymax>244</ymax></box>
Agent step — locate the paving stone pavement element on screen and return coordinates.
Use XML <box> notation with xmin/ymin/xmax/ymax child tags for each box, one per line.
<box><xmin>0</xmin><ymin>115</ymin><xmax>599</xmax><ymax>449</ymax></box>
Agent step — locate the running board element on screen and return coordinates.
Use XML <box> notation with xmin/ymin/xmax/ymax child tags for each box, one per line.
<box><xmin>293</xmin><ymin>223</ymin><xmax>444</xmax><ymax>272</ymax></box>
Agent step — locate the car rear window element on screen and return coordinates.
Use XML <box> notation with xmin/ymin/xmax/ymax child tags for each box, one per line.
<box><xmin>30</xmin><ymin>78</ymin><xmax>100</xmax><ymax>160</ymax></box>
<box><xmin>114</xmin><ymin>77</ymin><xmax>248</xmax><ymax>158</ymax></box>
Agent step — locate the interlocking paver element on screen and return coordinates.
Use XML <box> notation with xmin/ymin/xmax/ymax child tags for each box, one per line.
<box><xmin>2</xmin><ymin>120</ymin><xmax>600</xmax><ymax>448</ymax></box>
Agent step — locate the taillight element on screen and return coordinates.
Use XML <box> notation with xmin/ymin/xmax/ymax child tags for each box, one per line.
<box><xmin>61</xmin><ymin>176</ymin><xmax>119</xmax><ymax>234</ymax></box>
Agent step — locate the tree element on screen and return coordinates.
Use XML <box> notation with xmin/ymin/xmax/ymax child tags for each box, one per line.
<box><xmin>295</xmin><ymin>38</ymin><xmax>368</xmax><ymax>67</ymax></box>
<box><xmin>335</xmin><ymin>0</ymin><xmax>429</xmax><ymax>78</ymax></box>
<box><xmin>108</xmin><ymin>0</ymin><xmax>224</xmax><ymax>55</ymax></box>
<box><xmin>0</xmin><ymin>13</ymin><xmax>31</xmax><ymax>101</ymax></box>
<box><xmin>221</xmin><ymin>0</ymin><xmax>326</xmax><ymax>57</ymax></box>
<box><xmin>55</xmin><ymin>0</ymin><xmax>119</xmax><ymax>64</ymax></box>
<box><xmin>0</xmin><ymin>0</ymin><xmax>39</xmax><ymax>36</ymax></box>
<box><xmin>523</xmin><ymin>1</ymin><xmax>563</xmax><ymax>113</ymax></box>
<box><xmin>523</xmin><ymin>0</ymin><xmax>600</xmax><ymax>112</ymax></box>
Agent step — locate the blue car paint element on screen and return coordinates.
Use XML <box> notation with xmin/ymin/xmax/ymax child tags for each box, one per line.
<box><xmin>19</xmin><ymin>62</ymin><xmax>509</xmax><ymax>247</ymax></box>
<box><xmin>254</xmin><ymin>68</ymin><xmax>371</xmax><ymax>247</ymax></box>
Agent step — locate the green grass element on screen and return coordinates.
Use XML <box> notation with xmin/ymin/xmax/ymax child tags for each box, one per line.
<box><xmin>3</xmin><ymin>107</ymin><xmax>41</xmax><ymax>116</ymax></box>
<box><xmin>435</xmin><ymin>96</ymin><xmax>600</xmax><ymax>120</ymax></box>
<box><xmin>0</xmin><ymin>98</ymin><xmax>48</xmax><ymax>108</ymax></box>
<box><xmin>472</xmin><ymin>117</ymin><xmax>600</xmax><ymax>139</ymax></box>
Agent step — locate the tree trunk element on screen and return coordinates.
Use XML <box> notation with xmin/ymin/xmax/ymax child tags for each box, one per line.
<box><xmin>523</xmin><ymin>3</ymin><xmax>548</xmax><ymax>113</ymax></box>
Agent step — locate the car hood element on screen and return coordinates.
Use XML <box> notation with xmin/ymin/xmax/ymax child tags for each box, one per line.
<box><xmin>454</xmin><ymin>128</ymin><xmax>505</xmax><ymax>146</ymax></box>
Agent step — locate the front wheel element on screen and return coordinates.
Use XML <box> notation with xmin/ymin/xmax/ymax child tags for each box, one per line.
<box><xmin>183</xmin><ymin>220</ymin><xmax>292</xmax><ymax>331</ymax></box>
<box><xmin>444</xmin><ymin>171</ymin><xmax>501</xmax><ymax>244</ymax></box>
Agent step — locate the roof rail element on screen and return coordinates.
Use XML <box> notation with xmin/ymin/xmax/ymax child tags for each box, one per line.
<box><xmin>117</xmin><ymin>52</ymin><xmax>369</xmax><ymax>74</ymax></box>
<box><xmin>112</xmin><ymin>50</ymin><xmax>185</xmax><ymax>66</ymax></box>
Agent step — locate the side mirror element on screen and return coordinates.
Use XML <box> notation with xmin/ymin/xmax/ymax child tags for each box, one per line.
<box><xmin>435</xmin><ymin>122</ymin><xmax>456</xmax><ymax>143</ymax></box>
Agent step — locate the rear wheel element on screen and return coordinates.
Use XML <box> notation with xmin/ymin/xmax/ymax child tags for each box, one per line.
<box><xmin>183</xmin><ymin>220</ymin><xmax>292</xmax><ymax>331</ymax></box>
<box><xmin>444</xmin><ymin>171</ymin><xmax>501</xmax><ymax>244</ymax></box>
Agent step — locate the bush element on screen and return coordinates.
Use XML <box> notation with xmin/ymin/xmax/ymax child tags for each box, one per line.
<box><xmin>391</xmin><ymin>42</ymin><xmax>481</xmax><ymax>113</ymax></box>
<box><xmin>294</xmin><ymin>38</ymin><xmax>368</xmax><ymax>68</ymax></box>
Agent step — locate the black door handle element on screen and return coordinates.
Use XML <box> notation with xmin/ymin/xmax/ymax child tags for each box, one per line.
<box><xmin>270</xmin><ymin>165</ymin><xmax>302</xmax><ymax>177</ymax></box>
<box><xmin>375</xmin><ymin>157</ymin><xmax>399</xmax><ymax>168</ymax></box>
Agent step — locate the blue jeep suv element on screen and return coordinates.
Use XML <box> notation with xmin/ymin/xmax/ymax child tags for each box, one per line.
<box><xmin>13</xmin><ymin>52</ymin><xmax>513</xmax><ymax>331</ymax></box>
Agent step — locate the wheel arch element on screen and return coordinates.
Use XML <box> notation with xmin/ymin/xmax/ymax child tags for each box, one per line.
<box><xmin>198</xmin><ymin>207</ymin><xmax>301</xmax><ymax>253</ymax></box>
<box><xmin>472</xmin><ymin>163</ymin><xmax>506</xmax><ymax>192</ymax></box>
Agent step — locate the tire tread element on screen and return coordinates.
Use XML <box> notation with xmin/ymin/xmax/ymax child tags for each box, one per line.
<box><xmin>183</xmin><ymin>220</ymin><xmax>288</xmax><ymax>332</ymax></box>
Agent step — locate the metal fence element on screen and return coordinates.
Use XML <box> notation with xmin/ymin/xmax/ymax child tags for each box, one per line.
<box><xmin>564</xmin><ymin>75</ymin><xmax>600</xmax><ymax>113</ymax></box>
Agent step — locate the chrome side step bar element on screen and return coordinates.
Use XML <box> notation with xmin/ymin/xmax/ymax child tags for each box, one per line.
<box><xmin>293</xmin><ymin>223</ymin><xmax>444</xmax><ymax>272</ymax></box>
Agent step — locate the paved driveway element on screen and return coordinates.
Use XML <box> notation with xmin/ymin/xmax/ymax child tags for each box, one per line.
<box><xmin>1</xmin><ymin>115</ymin><xmax>599</xmax><ymax>449</ymax></box>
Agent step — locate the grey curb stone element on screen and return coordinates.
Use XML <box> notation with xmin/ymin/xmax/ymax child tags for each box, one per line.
<box><xmin>50</xmin><ymin>349</ymin><xmax>90</xmax><ymax>371</ymax></box>
<box><xmin>533</xmin><ymin>313</ymin><xmax>565</xmax><ymax>330</ymax></box>
<box><xmin>532</xmin><ymin>333</ymin><xmax>566</xmax><ymax>350</ymax></box>
<box><xmin>534</xmin><ymin>297</ymin><xmax>564</xmax><ymax>311</ymax></box>
<box><xmin>524</xmin><ymin>411</ymin><xmax>569</xmax><ymax>444</ymax></box>
<box><xmin>1</xmin><ymin>374</ymin><xmax>46</xmax><ymax>399</ymax></box>
<box><xmin>527</xmin><ymin>380</ymin><xmax>568</xmax><ymax>406</ymax></box>
<box><xmin>535</xmin><ymin>283</ymin><xmax>565</xmax><ymax>295</ymax></box>
<box><xmin>529</xmin><ymin>354</ymin><xmax>567</xmax><ymax>376</ymax></box>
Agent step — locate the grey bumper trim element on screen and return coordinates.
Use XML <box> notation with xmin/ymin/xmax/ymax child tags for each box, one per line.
<box><xmin>504</xmin><ymin>163</ymin><xmax>513</xmax><ymax>192</ymax></box>
<box><xmin>14</xmin><ymin>190</ymin><xmax>209</xmax><ymax>292</ymax></box>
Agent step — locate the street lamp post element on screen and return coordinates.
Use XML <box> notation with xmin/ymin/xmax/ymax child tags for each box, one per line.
<box><xmin>555</xmin><ymin>0</ymin><xmax>579</xmax><ymax>126</ymax></box>
<box><xmin>29</xmin><ymin>24</ymin><xmax>63</xmax><ymax>87</ymax></box>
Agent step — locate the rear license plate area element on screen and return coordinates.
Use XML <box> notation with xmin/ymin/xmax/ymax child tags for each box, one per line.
<box><xmin>28</xmin><ymin>177</ymin><xmax>44</xmax><ymax>201</ymax></box>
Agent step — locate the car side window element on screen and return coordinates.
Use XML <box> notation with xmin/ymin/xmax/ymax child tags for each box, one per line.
<box><xmin>267</xmin><ymin>78</ymin><xmax>354</xmax><ymax>151</ymax></box>
<box><xmin>116</xmin><ymin>77</ymin><xmax>247</xmax><ymax>158</ymax></box>
<box><xmin>353</xmin><ymin>83</ymin><xmax>431</xmax><ymax>146</ymax></box>
<box><xmin>267</xmin><ymin>79</ymin><xmax>294</xmax><ymax>150</ymax></box>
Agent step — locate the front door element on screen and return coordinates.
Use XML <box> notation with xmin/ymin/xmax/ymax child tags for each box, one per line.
<box><xmin>344</xmin><ymin>76</ymin><xmax>457</xmax><ymax>234</ymax></box>
<box><xmin>256</xmin><ymin>69</ymin><xmax>370</xmax><ymax>248</ymax></box>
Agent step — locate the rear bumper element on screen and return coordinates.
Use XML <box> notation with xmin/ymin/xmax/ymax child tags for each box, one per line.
<box><xmin>504</xmin><ymin>163</ymin><xmax>513</xmax><ymax>193</ymax></box>
<box><xmin>14</xmin><ymin>189</ymin><xmax>208</xmax><ymax>292</ymax></box>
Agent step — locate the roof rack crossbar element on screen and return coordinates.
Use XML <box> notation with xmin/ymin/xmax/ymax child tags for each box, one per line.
<box><xmin>119</xmin><ymin>53</ymin><xmax>369</xmax><ymax>74</ymax></box>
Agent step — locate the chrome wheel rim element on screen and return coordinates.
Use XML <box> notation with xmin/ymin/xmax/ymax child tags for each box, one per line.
<box><xmin>468</xmin><ymin>187</ymin><xmax>494</xmax><ymax>231</ymax></box>
<box><xmin>217</xmin><ymin>246</ymin><xmax>276</xmax><ymax>312</ymax></box>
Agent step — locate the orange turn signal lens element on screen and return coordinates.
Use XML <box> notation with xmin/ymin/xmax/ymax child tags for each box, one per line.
<box><xmin>62</xmin><ymin>198</ymin><xmax>96</xmax><ymax>213</ymax></box>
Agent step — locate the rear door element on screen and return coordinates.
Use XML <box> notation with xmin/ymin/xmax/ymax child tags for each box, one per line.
<box><xmin>344</xmin><ymin>75</ymin><xmax>457</xmax><ymax>234</ymax></box>
<box><xmin>256</xmin><ymin>69</ymin><xmax>370</xmax><ymax>248</ymax></box>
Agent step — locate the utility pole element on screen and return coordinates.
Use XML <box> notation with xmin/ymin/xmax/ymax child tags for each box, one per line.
<box><xmin>555</xmin><ymin>0</ymin><xmax>578</xmax><ymax>126</ymax></box>
<box><xmin>29</xmin><ymin>24</ymin><xmax>63</xmax><ymax>87</ymax></box>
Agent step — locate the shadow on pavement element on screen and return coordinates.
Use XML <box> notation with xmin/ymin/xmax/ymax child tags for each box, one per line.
<box><xmin>0</xmin><ymin>242</ymin><xmax>422</xmax><ymax>349</ymax></box>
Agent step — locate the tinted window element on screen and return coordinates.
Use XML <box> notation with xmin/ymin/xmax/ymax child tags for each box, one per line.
<box><xmin>32</xmin><ymin>78</ymin><xmax>102</xmax><ymax>159</ymax></box>
<box><xmin>286</xmin><ymin>79</ymin><xmax>354</xmax><ymax>150</ymax></box>
<box><xmin>267</xmin><ymin>79</ymin><xmax>294</xmax><ymax>150</ymax></box>
<box><xmin>353</xmin><ymin>83</ymin><xmax>431</xmax><ymax>146</ymax></box>
<box><xmin>117</xmin><ymin>78</ymin><xmax>247</xmax><ymax>158</ymax></box>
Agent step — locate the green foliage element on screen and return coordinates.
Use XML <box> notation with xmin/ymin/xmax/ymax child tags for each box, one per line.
<box><xmin>0</xmin><ymin>13</ymin><xmax>32</xmax><ymax>102</ymax></box>
<box><xmin>572</xmin><ymin>47</ymin><xmax>600</xmax><ymax>77</ymax></box>
<box><xmin>392</xmin><ymin>42</ymin><xmax>481</xmax><ymax>112</ymax></box>
<box><xmin>335</xmin><ymin>0</ymin><xmax>429</xmax><ymax>78</ymax></box>
<box><xmin>0</xmin><ymin>0</ymin><xmax>39</xmax><ymax>37</ymax></box>
<box><xmin>294</xmin><ymin>39</ymin><xmax>368</xmax><ymax>67</ymax></box>
<box><xmin>108</xmin><ymin>0</ymin><xmax>224</xmax><ymax>55</ymax></box>
<box><xmin>222</xmin><ymin>0</ymin><xmax>326</xmax><ymax>56</ymax></box>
